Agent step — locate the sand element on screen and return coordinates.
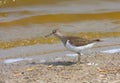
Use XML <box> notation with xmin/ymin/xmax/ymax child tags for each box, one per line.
<box><xmin>0</xmin><ymin>37</ymin><xmax>120</xmax><ymax>83</ymax></box>
<box><xmin>0</xmin><ymin>1</ymin><xmax>120</xmax><ymax>82</ymax></box>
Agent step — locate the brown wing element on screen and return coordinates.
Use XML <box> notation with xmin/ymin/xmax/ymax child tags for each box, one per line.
<box><xmin>66</xmin><ymin>37</ymin><xmax>93</xmax><ymax>46</ymax></box>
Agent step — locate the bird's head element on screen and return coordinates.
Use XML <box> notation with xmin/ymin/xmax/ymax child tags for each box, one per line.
<box><xmin>45</xmin><ymin>29</ymin><xmax>61</xmax><ymax>37</ymax></box>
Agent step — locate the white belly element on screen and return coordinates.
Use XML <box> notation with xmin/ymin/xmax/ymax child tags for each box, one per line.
<box><xmin>65</xmin><ymin>40</ymin><xmax>95</xmax><ymax>53</ymax></box>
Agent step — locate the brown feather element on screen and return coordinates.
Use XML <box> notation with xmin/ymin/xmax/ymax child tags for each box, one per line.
<box><xmin>64</xmin><ymin>36</ymin><xmax>94</xmax><ymax>46</ymax></box>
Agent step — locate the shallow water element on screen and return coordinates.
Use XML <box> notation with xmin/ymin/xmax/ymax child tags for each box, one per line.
<box><xmin>3</xmin><ymin>58</ymin><xmax>32</xmax><ymax>64</ymax></box>
<box><xmin>0</xmin><ymin>0</ymin><xmax>120</xmax><ymax>24</ymax></box>
<box><xmin>101</xmin><ymin>48</ymin><xmax>120</xmax><ymax>54</ymax></box>
<box><xmin>0</xmin><ymin>0</ymin><xmax>120</xmax><ymax>25</ymax></box>
<box><xmin>0</xmin><ymin>0</ymin><xmax>120</xmax><ymax>48</ymax></box>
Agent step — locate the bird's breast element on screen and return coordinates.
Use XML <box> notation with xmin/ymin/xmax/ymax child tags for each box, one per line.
<box><xmin>65</xmin><ymin>40</ymin><xmax>95</xmax><ymax>52</ymax></box>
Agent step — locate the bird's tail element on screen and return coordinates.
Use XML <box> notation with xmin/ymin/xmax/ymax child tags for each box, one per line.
<box><xmin>93</xmin><ymin>39</ymin><xmax>101</xmax><ymax>42</ymax></box>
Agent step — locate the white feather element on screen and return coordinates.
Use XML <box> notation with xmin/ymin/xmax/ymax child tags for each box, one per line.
<box><xmin>66</xmin><ymin>40</ymin><xmax>95</xmax><ymax>53</ymax></box>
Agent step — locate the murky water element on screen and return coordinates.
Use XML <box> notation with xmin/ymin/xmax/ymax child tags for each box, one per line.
<box><xmin>0</xmin><ymin>0</ymin><xmax>120</xmax><ymax>48</ymax></box>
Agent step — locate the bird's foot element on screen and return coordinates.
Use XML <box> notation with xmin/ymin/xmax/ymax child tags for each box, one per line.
<box><xmin>77</xmin><ymin>61</ymin><xmax>81</xmax><ymax>64</ymax></box>
<box><xmin>76</xmin><ymin>62</ymin><xmax>84</xmax><ymax>66</ymax></box>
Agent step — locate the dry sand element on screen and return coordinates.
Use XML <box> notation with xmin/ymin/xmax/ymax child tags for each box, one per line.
<box><xmin>0</xmin><ymin>37</ymin><xmax>120</xmax><ymax>83</ymax></box>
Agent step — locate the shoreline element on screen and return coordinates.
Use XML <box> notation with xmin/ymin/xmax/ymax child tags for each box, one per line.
<box><xmin>0</xmin><ymin>37</ymin><xmax>120</xmax><ymax>83</ymax></box>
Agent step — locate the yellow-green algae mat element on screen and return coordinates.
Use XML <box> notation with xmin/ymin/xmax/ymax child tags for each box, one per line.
<box><xmin>0</xmin><ymin>32</ymin><xmax>120</xmax><ymax>49</ymax></box>
<box><xmin>0</xmin><ymin>12</ymin><xmax>120</xmax><ymax>27</ymax></box>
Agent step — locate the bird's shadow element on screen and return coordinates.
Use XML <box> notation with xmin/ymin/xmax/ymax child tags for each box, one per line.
<box><xmin>29</xmin><ymin>61</ymin><xmax>76</xmax><ymax>66</ymax></box>
<box><xmin>43</xmin><ymin>61</ymin><xmax>76</xmax><ymax>66</ymax></box>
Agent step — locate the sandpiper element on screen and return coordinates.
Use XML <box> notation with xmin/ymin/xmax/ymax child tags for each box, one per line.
<box><xmin>45</xmin><ymin>29</ymin><xmax>100</xmax><ymax>64</ymax></box>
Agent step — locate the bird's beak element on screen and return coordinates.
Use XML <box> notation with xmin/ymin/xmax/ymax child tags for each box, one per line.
<box><xmin>45</xmin><ymin>32</ymin><xmax>53</xmax><ymax>38</ymax></box>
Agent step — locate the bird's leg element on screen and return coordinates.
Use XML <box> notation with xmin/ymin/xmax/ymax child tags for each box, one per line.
<box><xmin>77</xmin><ymin>52</ymin><xmax>81</xmax><ymax>64</ymax></box>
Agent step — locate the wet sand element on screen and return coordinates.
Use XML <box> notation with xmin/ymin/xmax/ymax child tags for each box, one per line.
<box><xmin>0</xmin><ymin>37</ymin><xmax>120</xmax><ymax>83</ymax></box>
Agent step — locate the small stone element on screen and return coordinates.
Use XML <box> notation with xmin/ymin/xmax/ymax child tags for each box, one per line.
<box><xmin>56</xmin><ymin>65</ymin><xmax>64</xmax><ymax>68</ymax></box>
<box><xmin>24</xmin><ymin>77</ymin><xmax>29</xmax><ymax>79</ymax></box>
<box><xmin>21</xmin><ymin>72</ymin><xmax>24</xmax><ymax>74</ymax></box>
<box><xmin>48</xmin><ymin>65</ymin><xmax>53</xmax><ymax>68</ymax></box>
<box><xmin>99</xmin><ymin>74</ymin><xmax>106</xmax><ymax>78</ymax></box>
<box><xmin>26</xmin><ymin>67</ymin><xmax>34</xmax><ymax>71</ymax></box>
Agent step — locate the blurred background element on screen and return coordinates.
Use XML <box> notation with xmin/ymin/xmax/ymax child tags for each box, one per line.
<box><xmin>0</xmin><ymin>0</ymin><xmax>120</xmax><ymax>48</ymax></box>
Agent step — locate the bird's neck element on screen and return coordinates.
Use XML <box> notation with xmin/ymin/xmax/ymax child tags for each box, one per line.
<box><xmin>54</xmin><ymin>32</ymin><xmax>64</xmax><ymax>39</ymax></box>
<box><xmin>54</xmin><ymin>32</ymin><xmax>67</xmax><ymax>45</ymax></box>
<box><xmin>55</xmin><ymin>34</ymin><xmax>64</xmax><ymax>40</ymax></box>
